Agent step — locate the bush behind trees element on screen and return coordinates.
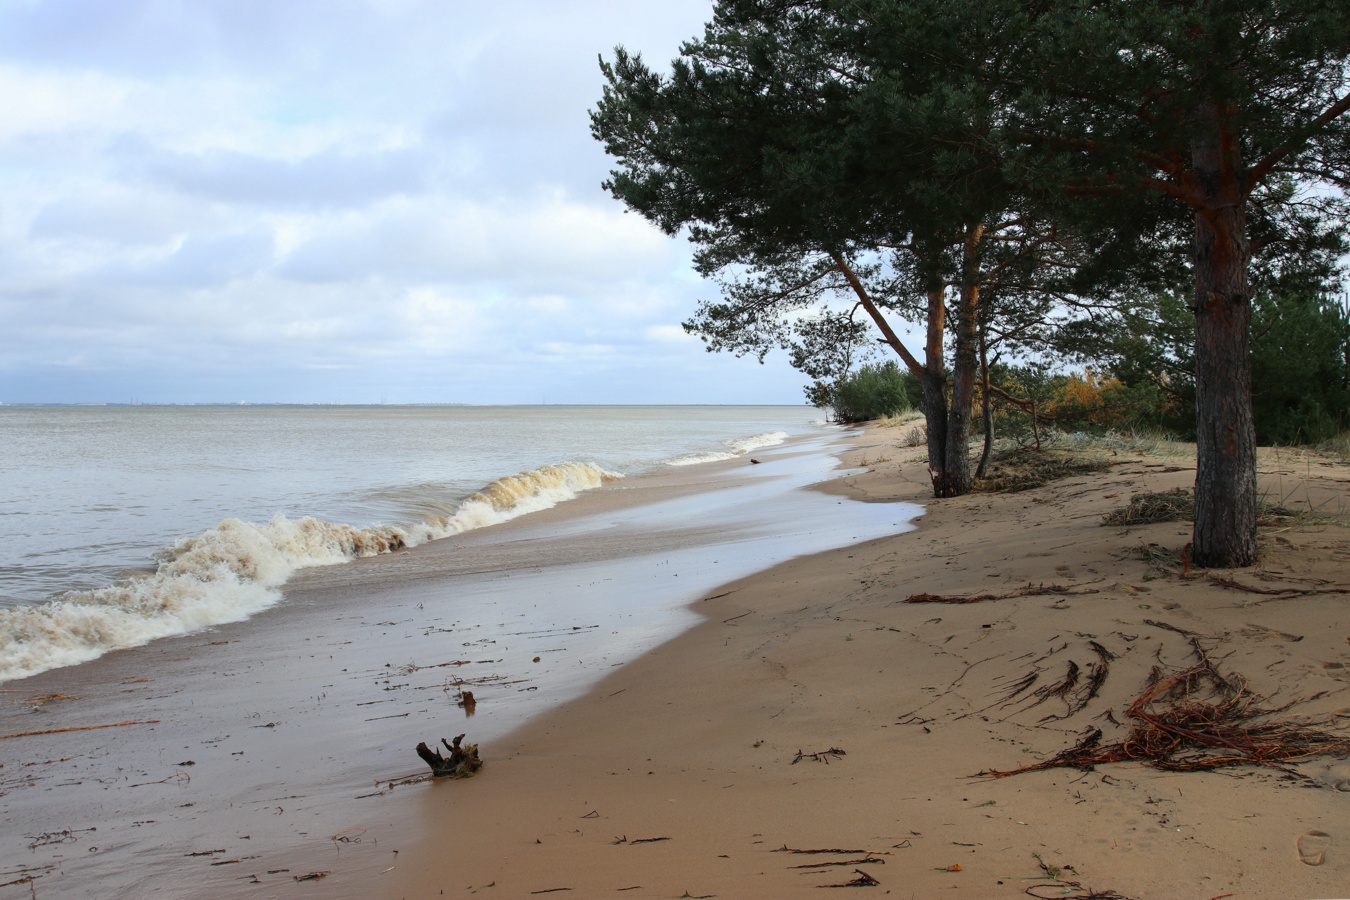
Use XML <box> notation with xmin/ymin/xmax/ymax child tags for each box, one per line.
<box><xmin>1052</xmin><ymin>288</ymin><xmax>1350</xmax><ymax>444</ymax></box>
<box><xmin>829</xmin><ymin>361</ymin><xmax>920</xmax><ymax>423</ymax></box>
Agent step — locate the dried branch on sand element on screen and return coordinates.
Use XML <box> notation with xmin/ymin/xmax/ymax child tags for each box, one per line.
<box><xmin>415</xmin><ymin>734</ymin><xmax>482</xmax><ymax>778</ymax></box>
<box><xmin>792</xmin><ymin>747</ymin><xmax>846</xmax><ymax>764</ymax></box>
<box><xmin>978</xmin><ymin>647</ymin><xmax>1350</xmax><ymax>778</ymax></box>
<box><xmin>905</xmin><ymin>583</ymin><xmax>1100</xmax><ymax>604</ymax></box>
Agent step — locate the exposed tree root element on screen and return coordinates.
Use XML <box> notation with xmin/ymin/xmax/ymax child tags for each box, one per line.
<box><xmin>415</xmin><ymin>734</ymin><xmax>482</xmax><ymax>778</ymax></box>
<box><xmin>977</xmin><ymin>644</ymin><xmax>1350</xmax><ymax>778</ymax></box>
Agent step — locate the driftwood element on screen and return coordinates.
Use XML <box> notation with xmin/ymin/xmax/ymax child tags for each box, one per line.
<box><xmin>792</xmin><ymin>747</ymin><xmax>846</xmax><ymax>764</ymax></box>
<box><xmin>0</xmin><ymin>719</ymin><xmax>160</xmax><ymax>741</ymax></box>
<box><xmin>905</xmin><ymin>583</ymin><xmax>1100</xmax><ymax>604</ymax></box>
<box><xmin>415</xmin><ymin>734</ymin><xmax>482</xmax><ymax>778</ymax></box>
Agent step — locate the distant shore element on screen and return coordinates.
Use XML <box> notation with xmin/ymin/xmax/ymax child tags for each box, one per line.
<box><xmin>392</xmin><ymin>424</ymin><xmax>1350</xmax><ymax>898</ymax></box>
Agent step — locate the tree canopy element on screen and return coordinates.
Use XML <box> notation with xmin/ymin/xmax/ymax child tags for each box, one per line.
<box><xmin>594</xmin><ymin>0</ymin><xmax>1350</xmax><ymax>567</ymax></box>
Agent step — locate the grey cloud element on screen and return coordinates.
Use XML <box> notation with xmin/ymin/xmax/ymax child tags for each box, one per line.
<box><xmin>28</xmin><ymin>189</ymin><xmax>211</xmax><ymax>245</ymax></box>
<box><xmin>137</xmin><ymin>144</ymin><xmax>430</xmax><ymax>210</ymax></box>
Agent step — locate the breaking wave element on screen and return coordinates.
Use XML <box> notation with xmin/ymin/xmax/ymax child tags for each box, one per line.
<box><xmin>0</xmin><ymin>461</ymin><xmax>619</xmax><ymax>683</ymax></box>
<box><xmin>666</xmin><ymin>431</ymin><xmax>788</xmax><ymax>467</ymax></box>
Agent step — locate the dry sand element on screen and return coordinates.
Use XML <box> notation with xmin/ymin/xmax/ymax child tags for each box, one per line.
<box><xmin>393</xmin><ymin>427</ymin><xmax>1350</xmax><ymax>899</ymax></box>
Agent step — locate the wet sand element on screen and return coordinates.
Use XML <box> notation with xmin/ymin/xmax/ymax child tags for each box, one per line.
<box><xmin>0</xmin><ymin>430</ymin><xmax>917</xmax><ymax>898</ymax></box>
<box><xmin>392</xmin><ymin>427</ymin><xmax>1350</xmax><ymax>899</ymax></box>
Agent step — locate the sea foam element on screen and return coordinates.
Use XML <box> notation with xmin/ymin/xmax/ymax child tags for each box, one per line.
<box><xmin>666</xmin><ymin>431</ymin><xmax>788</xmax><ymax>467</ymax></box>
<box><xmin>0</xmin><ymin>461</ymin><xmax>618</xmax><ymax>683</ymax></box>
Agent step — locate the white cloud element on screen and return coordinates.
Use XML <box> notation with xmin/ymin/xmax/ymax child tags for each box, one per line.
<box><xmin>0</xmin><ymin>0</ymin><xmax>813</xmax><ymax>405</ymax></box>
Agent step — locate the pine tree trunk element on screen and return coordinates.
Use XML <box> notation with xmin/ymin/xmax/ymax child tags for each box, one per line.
<box><xmin>936</xmin><ymin>223</ymin><xmax>984</xmax><ymax>498</ymax></box>
<box><xmin>923</xmin><ymin>367</ymin><xmax>950</xmax><ymax>493</ymax></box>
<box><xmin>918</xmin><ymin>282</ymin><xmax>957</xmax><ymax>498</ymax></box>
<box><xmin>1190</xmin><ymin>106</ymin><xmax>1258</xmax><ymax>568</ymax></box>
<box><xmin>976</xmin><ymin>325</ymin><xmax>993</xmax><ymax>479</ymax></box>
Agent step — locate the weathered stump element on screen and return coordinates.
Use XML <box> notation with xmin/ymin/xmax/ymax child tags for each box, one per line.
<box><xmin>415</xmin><ymin>734</ymin><xmax>482</xmax><ymax>778</ymax></box>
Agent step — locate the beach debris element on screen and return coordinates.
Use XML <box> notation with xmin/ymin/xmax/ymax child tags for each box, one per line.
<box><xmin>822</xmin><ymin>868</ymin><xmax>880</xmax><ymax>887</ymax></box>
<box><xmin>0</xmin><ymin>873</ymin><xmax>40</xmax><ymax>897</ymax></box>
<box><xmin>788</xmin><ymin>857</ymin><xmax>887</xmax><ymax>869</ymax></box>
<box><xmin>129</xmin><ymin>770</ymin><xmax>191</xmax><ymax>788</ymax></box>
<box><xmin>791</xmin><ymin>747</ymin><xmax>846</xmax><ymax>764</ymax></box>
<box><xmin>415</xmin><ymin>734</ymin><xmax>482</xmax><ymax>778</ymax></box>
<box><xmin>773</xmin><ymin>845</ymin><xmax>889</xmax><ymax>856</ymax></box>
<box><xmin>611</xmin><ymin>835</ymin><xmax>671</xmax><ymax>845</ymax></box>
<box><xmin>974</xmin><ymin>448</ymin><xmax>1111</xmax><ymax>493</ymax></box>
<box><xmin>0</xmin><ymin>719</ymin><xmax>160</xmax><ymax>741</ymax></box>
<box><xmin>977</xmin><ymin>638</ymin><xmax>1350</xmax><ymax>779</ymax></box>
<box><xmin>329</xmin><ymin>827</ymin><xmax>366</xmax><ymax>844</ymax></box>
<box><xmin>26</xmin><ymin>827</ymin><xmax>94</xmax><ymax>850</ymax></box>
<box><xmin>293</xmin><ymin>871</ymin><xmax>329</xmax><ymax>882</ymax></box>
<box><xmin>1017</xmin><ymin>641</ymin><xmax>1114</xmax><ymax>723</ymax></box>
<box><xmin>905</xmin><ymin>583</ymin><xmax>1100</xmax><ymax>604</ymax></box>
<box><xmin>1210</xmin><ymin>577</ymin><xmax>1350</xmax><ymax>598</ymax></box>
<box><xmin>1025</xmin><ymin>881</ymin><xmax>1130</xmax><ymax>900</ymax></box>
<box><xmin>1102</xmin><ymin>488</ymin><xmax>1194</xmax><ymax>526</ymax></box>
<box><xmin>457</xmin><ymin>689</ymin><xmax>476</xmax><ymax>715</ymax></box>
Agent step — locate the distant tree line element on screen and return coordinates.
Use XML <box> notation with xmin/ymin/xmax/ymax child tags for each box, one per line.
<box><xmin>592</xmin><ymin>0</ymin><xmax>1350</xmax><ymax>568</ymax></box>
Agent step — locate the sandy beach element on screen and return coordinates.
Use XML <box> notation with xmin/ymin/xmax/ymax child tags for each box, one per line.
<box><xmin>0</xmin><ymin>428</ymin><xmax>916</xmax><ymax>898</ymax></box>
<box><xmin>393</xmin><ymin>425</ymin><xmax>1350</xmax><ymax>899</ymax></box>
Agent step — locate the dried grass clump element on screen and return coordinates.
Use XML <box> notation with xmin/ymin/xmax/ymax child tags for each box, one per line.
<box><xmin>1102</xmin><ymin>488</ymin><xmax>1194</xmax><ymax>526</ymax></box>
<box><xmin>1132</xmin><ymin>542</ymin><xmax>1183</xmax><ymax>573</ymax></box>
<box><xmin>1316</xmin><ymin>430</ymin><xmax>1350</xmax><ymax>463</ymax></box>
<box><xmin>974</xmin><ymin>448</ymin><xmax>1112</xmax><ymax>493</ymax></box>
<box><xmin>874</xmin><ymin>410</ymin><xmax>924</xmax><ymax>429</ymax></box>
<box><xmin>1106</xmin><ymin>488</ymin><xmax>1339</xmax><ymax>530</ymax></box>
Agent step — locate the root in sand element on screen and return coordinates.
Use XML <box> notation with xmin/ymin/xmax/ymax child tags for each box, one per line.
<box><xmin>977</xmin><ymin>639</ymin><xmax>1350</xmax><ymax>778</ymax></box>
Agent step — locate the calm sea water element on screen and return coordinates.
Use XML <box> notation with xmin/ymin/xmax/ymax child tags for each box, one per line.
<box><xmin>0</xmin><ymin>404</ymin><xmax>823</xmax><ymax>681</ymax></box>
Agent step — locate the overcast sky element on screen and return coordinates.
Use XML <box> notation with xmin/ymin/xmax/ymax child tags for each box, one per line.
<box><xmin>0</xmin><ymin>0</ymin><xmax>820</xmax><ymax>405</ymax></box>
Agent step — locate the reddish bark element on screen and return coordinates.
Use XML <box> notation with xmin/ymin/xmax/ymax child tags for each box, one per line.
<box><xmin>1188</xmin><ymin>101</ymin><xmax>1258</xmax><ymax>567</ymax></box>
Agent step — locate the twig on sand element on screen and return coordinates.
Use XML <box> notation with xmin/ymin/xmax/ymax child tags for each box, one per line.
<box><xmin>1209</xmin><ymin>578</ymin><xmax>1350</xmax><ymax>598</ymax></box>
<box><xmin>774</xmin><ymin>845</ymin><xmax>891</xmax><ymax>856</ymax></box>
<box><xmin>0</xmin><ymin>719</ymin><xmax>160</xmax><ymax>741</ymax></box>
<box><xmin>612</xmin><ymin>835</ymin><xmax>671</xmax><ymax>845</ymax></box>
<box><xmin>905</xmin><ymin>584</ymin><xmax>1100</xmax><ymax>604</ymax></box>
<box><xmin>792</xmin><ymin>747</ymin><xmax>846</xmax><ymax>764</ymax></box>
<box><xmin>1025</xmin><ymin>882</ymin><xmax>1130</xmax><ymax>899</ymax></box>
<box><xmin>789</xmin><ymin>857</ymin><xmax>887</xmax><ymax>869</ymax></box>
<box><xmin>822</xmin><ymin>868</ymin><xmax>880</xmax><ymax>887</ymax></box>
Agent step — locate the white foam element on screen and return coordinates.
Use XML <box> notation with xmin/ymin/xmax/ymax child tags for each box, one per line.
<box><xmin>666</xmin><ymin>431</ymin><xmax>788</xmax><ymax>467</ymax></box>
<box><xmin>0</xmin><ymin>461</ymin><xmax>619</xmax><ymax>683</ymax></box>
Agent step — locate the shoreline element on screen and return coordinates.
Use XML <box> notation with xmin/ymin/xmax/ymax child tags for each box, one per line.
<box><xmin>0</xmin><ymin>427</ymin><xmax>912</xmax><ymax>898</ymax></box>
<box><xmin>392</xmin><ymin>425</ymin><xmax>1350</xmax><ymax>898</ymax></box>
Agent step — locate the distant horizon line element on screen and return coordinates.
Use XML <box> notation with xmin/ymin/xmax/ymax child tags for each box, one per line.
<box><xmin>0</xmin><ymin>401</ymin><xmax>810</xmax><ymax>409</ymax></box>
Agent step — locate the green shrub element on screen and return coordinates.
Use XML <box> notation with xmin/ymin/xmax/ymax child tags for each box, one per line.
<box><xmin>832</xmin><ymin>361</ymin><xmax>916</xmax><ymax>422</ymax></box>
